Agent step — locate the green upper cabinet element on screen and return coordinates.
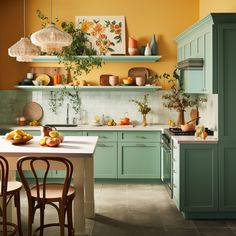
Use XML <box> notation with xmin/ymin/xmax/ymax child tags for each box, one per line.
<box><xmin>176</xmin><ymin>14</ymin><xmax>222</xmax><ymax>94</ymax></box>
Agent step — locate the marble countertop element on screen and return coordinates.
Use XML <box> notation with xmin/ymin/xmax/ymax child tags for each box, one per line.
<box><xmin>1</xmin><ymin>124</ymin><xmax>169</xmax><ymax>132</ymax></box>
<box><xmin>172</xmin><ymin>135</ymin><xmax>218</xmax><ymax>144</ymax></box>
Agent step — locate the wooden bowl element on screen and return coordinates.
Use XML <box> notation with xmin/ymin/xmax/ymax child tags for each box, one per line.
<box><xmin>7</xmin><ymin>137</ymin><xmax>32</xmax><ymax>145</ymax></box>
<box><xmin>181</xmin><ymin>123</ymin><xmax>195</xmax><ymax>132</ymax></box>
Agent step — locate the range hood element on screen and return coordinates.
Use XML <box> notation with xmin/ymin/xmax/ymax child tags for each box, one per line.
<box><xmin>177</xmin><ymin>58</ymin><xmax>203</xmax><ymax>70</ymax></box>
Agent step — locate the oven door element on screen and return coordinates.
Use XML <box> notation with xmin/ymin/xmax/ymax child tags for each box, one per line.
<box><xmin>161</xmin><ymin>141</ymin><xmax>173</xmax><ymax>198</ymax></box>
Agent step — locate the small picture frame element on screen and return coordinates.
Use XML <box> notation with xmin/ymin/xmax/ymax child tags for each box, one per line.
<box><xmin>76</xmin><ymin>16</ymin><xmax>126</xmax><ymax>55</ymax></box>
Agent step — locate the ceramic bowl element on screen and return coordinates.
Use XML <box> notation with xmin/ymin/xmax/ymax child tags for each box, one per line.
<box><xmin>181</xmin><ymin>123</ymin><xmax>195</xmax><ymax>132</ymax></box>
<box><xmin>109</xmin><ymin>76</ymin><xmax>119</xmax><ymax>86</ymax></box>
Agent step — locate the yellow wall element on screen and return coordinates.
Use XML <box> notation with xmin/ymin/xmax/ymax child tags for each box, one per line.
<box><xmin>1</xmin><ymin>0</ymin><xmax>199</xmax><ymax>89</ymax></box>
<box><xmin>200</xmin><ymin>0</ymin><xmax>236</xmax><ymax>18</ymax></box>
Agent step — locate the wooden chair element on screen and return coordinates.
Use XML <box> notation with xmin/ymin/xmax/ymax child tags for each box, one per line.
<box><xmin>0</xmin><ymin>155</ymin><xmax>23</xmax><ymax>236</ymax></box>
<box><xmin>17</xmin><ymin>156</ymin><xmax>76</xmax><ymax>236</ymax></box>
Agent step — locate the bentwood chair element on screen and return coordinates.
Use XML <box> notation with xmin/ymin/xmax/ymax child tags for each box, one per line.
<box><xmin>17</xmin><ymin>156</ymin><xmax>76</xmax><ymax>236</ymax></box>
<box><xmin>0</xmin><ymin>155</ymin><xmax>23</xmax><ymax>236</ymax></box>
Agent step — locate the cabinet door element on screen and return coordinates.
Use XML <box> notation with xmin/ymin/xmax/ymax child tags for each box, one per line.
<box><xmin>118</xmin><ymin>142</ymin><xmax>160</xmax><ymax>179</ymax></box>
<box><xmin>180</xmin><ymin>144</ymin><xmax>218</xmax><ymax>212</ymax></box>
<box><xmin>94</xmin><ymin>142</ymin><xmax>117</xmax><ymax>178</ymax></box>
<box><xmin>84</xmin><ymin>131</ymin><xmax>117</xmax><ymax>142</ymax></box>
<box><xmin>118</xmin><ymin>131</ymin><xmax>160</xmax><ymax>142</ymax></box>
<box><xmin>219</xmin><ymin>143</ymin><xmax>236</xmax><ymax>211</ymax></box>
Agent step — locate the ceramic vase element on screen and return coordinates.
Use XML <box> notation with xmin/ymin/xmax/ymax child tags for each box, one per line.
<box><xmin>151</xmin><ymin>34</ymin><xmax>157</xmax><ymax>55</ymax></box>
<box><xmin>177</xmin><ymin>109</ymin><xmax>185</xmax><ymax>127</ymax></box>
<box><xmin>144</xmin><ymin>43</ymin><xmax>151</xmax><ymax>56</ymax></box>
<box><xmin>142</xmin><ymin>114</ymin><xmax>147</xmax><ymax>127</ymax></box>
<box><xmin>128</xmin><ymin>37</ymin><xmax>139</xmax><ymax>55</ymax></box>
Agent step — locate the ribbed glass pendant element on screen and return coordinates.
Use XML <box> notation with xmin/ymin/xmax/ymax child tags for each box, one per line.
<box><xmin>8</xmin><ymin>0</ymin><xmax>40</xmax><ymax>62</ymax></box>
<box><xmin>8</xmin><ymin>37</ymin><xmax>40</xmax><ymax>62</ymax></box>
<box><xmin>31</xmin><ymin>23</ymin><xmax>72</xmax><ymax>53</ymax></box>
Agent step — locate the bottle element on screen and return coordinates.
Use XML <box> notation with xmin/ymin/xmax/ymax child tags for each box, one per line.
<box><xmin>144</xmin><ymin>43</ymin><xmax>151</xmax><ymax>56</ymax></box>
<box><xmin>151</xmin><ymin>34</ymin><xmax>157</xmax><ymax>55</ymax></box>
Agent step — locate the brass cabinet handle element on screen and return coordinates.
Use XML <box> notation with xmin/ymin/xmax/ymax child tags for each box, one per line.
<box><xmin>136</xmin><ymin>136</ymin><xmax>146</xmax><ymax>139</ymax></box>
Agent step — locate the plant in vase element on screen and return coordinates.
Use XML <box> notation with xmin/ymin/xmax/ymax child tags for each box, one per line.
<box><xmin>130</xmin><ymin>94</ymin><xmax>151</xmax><ymax>127</ymax></box>
<box><xmin>162</xmin><ymin>69</ymin><xmax>207</xmax><ymax>126</ymax></box>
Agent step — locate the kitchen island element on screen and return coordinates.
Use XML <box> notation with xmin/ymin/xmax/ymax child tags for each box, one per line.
<box><xmin>0</xmin><ymin>136</ymin><xmax>98</xmax><ymax>236</ymax></box>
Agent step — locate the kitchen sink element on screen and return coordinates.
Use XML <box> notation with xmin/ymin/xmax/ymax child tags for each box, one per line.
<box><xmin>45</xmin><ymin>124</ymin><xmax>78</xmax><ymax>127</ymax></box>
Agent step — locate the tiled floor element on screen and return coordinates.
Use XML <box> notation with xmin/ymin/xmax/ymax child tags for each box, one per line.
<box><xmin>17</xmin><ymin>182</ymin><xmax>236</xmax><ymax>236</ymax></box>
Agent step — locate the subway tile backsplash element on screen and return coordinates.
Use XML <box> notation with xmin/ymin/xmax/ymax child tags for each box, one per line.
<box><xmin>0</xmin><ymin>90</ymin><xmax>218</xmax><ymax>130</ymax></box>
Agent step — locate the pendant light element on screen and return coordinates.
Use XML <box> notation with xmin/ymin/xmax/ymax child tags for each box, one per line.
<box><xmin>8</xmin><ymin>0</ymin><xmax>40</xmax><ymax>62</ymax></box>
<box><xmin>31</xmin><ymin>0</ymin><xmax>72</xmax><ymax>53</ymax></box>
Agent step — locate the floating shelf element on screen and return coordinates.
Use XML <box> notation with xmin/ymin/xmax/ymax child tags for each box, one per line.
<box><xmin>15</xmin><ymin>85</ymin><xmax>162</xmax><ymax>92</ymax></box>
<box><xmin>32</xmin><ymin>55</ymin><xmax>162</xmax><ymax>63</ymax></box>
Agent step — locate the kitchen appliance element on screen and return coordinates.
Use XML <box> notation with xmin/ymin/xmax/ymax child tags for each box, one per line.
<box><xmin>161</xmin><ymin>127</ymin><xmax>214</xmax><ymax>198</ymax></box>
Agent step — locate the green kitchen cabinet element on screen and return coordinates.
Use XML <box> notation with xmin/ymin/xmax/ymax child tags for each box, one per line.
<box><xmin>118</xmin><ymin>131</ymin><xmax>161</xmax><ymax>179</ymax></box>
<box><xmin>176</xmin><ymin>14</ymin><xmax>213</xmax><ymax>94</ymax></box>
<box><xmin>23</xmin><ymin>130</ymin><xmax>40</xmax><ymax>136</ymax></box>
<box><xmin>84</xmin><ymin>131</ymin><xmax>118</xmax><ymax>178</ymax></box>
<box><xmin>172</xmin><ymin>140</ymin><xmax>218</xmax><ymax>215</ymax></box>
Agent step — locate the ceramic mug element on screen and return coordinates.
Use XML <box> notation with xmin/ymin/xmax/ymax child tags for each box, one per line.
<box><xmin>109</xmin><ymin>75</ymin><xmax>119</xmax><ymax>86</ymax></box>
<box><xmin>136</xmin><ymin>77</ymin><xmax>146</xmax><ymax>86</ymax></box>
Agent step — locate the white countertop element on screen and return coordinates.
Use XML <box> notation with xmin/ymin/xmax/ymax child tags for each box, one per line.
<box><xmin>0</xmin><ymin>136</ymin><xmax>98</xmax><ymax>157</ymax></box>
<box><xmin>1</xmin><ymin>124</ymin><xmax>169</xmax><ymax>132</ymax></box>
<box><xmin>172</xmin><ymin>135</ymin><xmax>218</xmax><ymax>144</ymax></box>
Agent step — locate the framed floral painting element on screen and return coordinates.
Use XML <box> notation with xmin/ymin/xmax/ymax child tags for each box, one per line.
<box><xmin>76</xmin><ymin>16</ymin><xmax>126</xmax><ymax>55</ymax></box>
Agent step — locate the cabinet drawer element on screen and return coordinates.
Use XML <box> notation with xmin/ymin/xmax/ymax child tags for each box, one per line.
<box><xmin>118</xmin><ymin>131</ymin><xmax>160</xmax><ymax>142</ymax></box>
<box><xmin>84</xmin><ymin>131</ymin><xmax>117</xmax><ymax>142</ymax></box>
<box><xmin>61</xmin><ymin>131</ymin><xmax>83</xmax><ymax>136</ymax></box>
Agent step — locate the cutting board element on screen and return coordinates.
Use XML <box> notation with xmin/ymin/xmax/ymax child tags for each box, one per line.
<box><xmin>23</xmin><ymin>102</ymin><xmax>43</xmax><ymax>121</ymax></box>
<box><xmin>190</xmin><ymin>108</ymin><xmax>199</xmax><ymax>125</ymax></box>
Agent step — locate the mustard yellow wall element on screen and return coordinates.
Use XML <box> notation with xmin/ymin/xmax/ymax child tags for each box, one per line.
<box><xmin>200</xmin><ymin>0</ymin><xmax>236</xmax><ymax>18</ymax></box>
<box><xmin>1</xmin><ymin>0</ymin><xmax>199</xmax><ymax>89</ymax></box>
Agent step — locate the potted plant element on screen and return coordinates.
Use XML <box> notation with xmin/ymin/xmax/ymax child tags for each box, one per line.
<box><xmin>130</xmin><ymin>94</ymin><xmax>151</xmax><ymax>127</ymax></box>
<box><xmin>162</xmin><ymin>69</ymin><xmax>207</xmax><ymax>126</ymax></box>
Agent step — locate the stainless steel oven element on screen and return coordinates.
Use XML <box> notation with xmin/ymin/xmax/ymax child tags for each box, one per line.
<box><xmin>161</xmin><ymin>133</ymin><xmax>173</xmax><ymax>198</ymax></box>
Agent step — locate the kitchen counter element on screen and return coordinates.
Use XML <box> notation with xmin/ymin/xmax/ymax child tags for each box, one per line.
<box><xmin>1</xmin><ymin>124</ymin><xmax>169</xmax><ymax>132</ymax></box>
<box><xmin>172</xmin><ymin>135</ymin><xmax>218</xmax><ymax>144</ymax></box>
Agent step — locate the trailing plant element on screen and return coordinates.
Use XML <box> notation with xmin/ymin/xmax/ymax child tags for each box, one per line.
<box><xmin>36</xmin><ymin>10</ymin><xmax>102</xmax><ymax>80</ymax></box>
<box><xmin>49</xmin><ymin>87</ymin><xmax>81</xmax><ymax>114</ymax></box>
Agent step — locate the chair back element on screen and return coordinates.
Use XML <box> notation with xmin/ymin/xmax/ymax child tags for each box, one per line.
<box><xmin>17</xmin><ymin>156</ymin><xmax>73</xmax><ymax>204</ymax></box>
<box><xmin>0</xmin><ymin>155</ymin><xmax>9</xmax><ymax>197</ymax></box>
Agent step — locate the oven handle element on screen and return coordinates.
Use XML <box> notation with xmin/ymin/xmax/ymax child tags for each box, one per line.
<box><xmin>161</xmin><ymin>142</ymin><xmax>171</xmax><ymax>152</ymax></box>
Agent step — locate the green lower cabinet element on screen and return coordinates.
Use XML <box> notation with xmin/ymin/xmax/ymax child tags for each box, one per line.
<box><xmin>178</xmin><ymin>144</ymin><xmax>218</xmax><ymax>213</ymax></box>
<box><xmin>94</xmin><ymin>142</ymin><xmax>117</xmax><ymax>178</ymax></box>
<box><xmin>118</xmin><ymin>142</ymin><xmax>160</xmax><ymax>179</ymax></box>
<box><xmin>23</xmin><ymin>130</ymin><xmax>40</xmax><ymax>136</ymax></box>
<box><xmin>219</xmin><ymin>143</ymin><xmax>236</xmax><ymax>211</ymax></box>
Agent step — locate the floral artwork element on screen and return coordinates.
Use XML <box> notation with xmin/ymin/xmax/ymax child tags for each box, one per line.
<box><xmin>76</xmin><ymin>16</ymin><xmax>126</xmax><ymax>55</ymax></box>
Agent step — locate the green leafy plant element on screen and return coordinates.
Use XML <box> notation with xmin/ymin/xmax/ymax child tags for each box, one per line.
<box><xmin>36</xmin><ymin>10</ymin><xmax>102</xmax><ymax>80</ymax></box>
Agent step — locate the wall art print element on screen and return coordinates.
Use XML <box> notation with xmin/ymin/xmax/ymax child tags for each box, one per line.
<box><xmin>76</xmin><ymin>16</ymin><xmax>126</xmax><ymax>55</ymax></box>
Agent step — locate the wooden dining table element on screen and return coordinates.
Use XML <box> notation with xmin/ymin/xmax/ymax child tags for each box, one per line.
<box><xmin>0</xmin><ymin>135</ymin><xmax>98</xmax><ymax>236</ymax></box>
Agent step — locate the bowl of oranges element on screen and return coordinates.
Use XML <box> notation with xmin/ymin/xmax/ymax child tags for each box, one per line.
<box><xmin>5</xmin><ymin>129</ymin><xmax>33</xmax><ymax>145</ymax></box>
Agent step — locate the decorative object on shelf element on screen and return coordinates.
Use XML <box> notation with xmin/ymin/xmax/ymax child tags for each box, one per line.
<box><xmin>100</xmin><ymin>74</ymin><xmax>113</xmax><ymax>86</ymax></box>
<box><xmin>76</xmin><ymin>16</ymin><xmax>126</xmax><ymax>55</ymax></box>
<box><xmin>135</xmin><ymin>77</ymin><xmax>146</xmax><ymax>86</ymax></box>
<box><xmin>109</xmin><ymin>75</ymin><xmax>119</xmax><ymax>86</ymax></box>
<box><xmin>162</xmin><ymin>69</ymin><xmax>207</xmax><ymax>126</ymax></box>
<box><xmin>128</xmin><ymin>37</ymin><xmax>139</xmax><ymax>55</ymax></box>
<box><xmin>151</xmin><ymin>34</ymin><xmax>157</xmax><ymax>55</ymax></box>
<box><xmin>130</xmin><ymin>94</ymin><xmax>151</xmax><ymax>127</ymax></box>
<box><xmin>144</xmin><ymin>43</ymin><xmax>151</xmax><ymax>56</ymax></box>
<box><xmin>8</xmin><ymin>0</ymin><xmax>40</xmax><ymax>62</ymax></box>
<box><xmin>128</xmin><ymin>67</ymin><xmax>150</xmax><ymax>80</ymax></box>
<box><xmin>31</xmin><ymin>0</ymin><xmax>72</xmax><ymax>53</ymax></box>
<box><xmin>139</xmin><ymin>45</ymin><xmax>145</xmax><ymax>55</ymax></box>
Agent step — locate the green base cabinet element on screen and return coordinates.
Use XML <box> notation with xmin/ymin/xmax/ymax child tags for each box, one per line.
<box><xmin>118</xmin><ymin>131</ymin><xmax>161</xmax><ymax>179</ymax></box>
<box><xmin>172</xmin><ymin>140</ymin><xmax>218</xmax><ymax>214</ymax></box>
<box><xmin>94</xmin><ymin>142</ymin><xmax>117</xmax><ymax>178</ymax></box>
<box><xmin>84</xmin><ymin>131</ymin><xmax>118</xmax><ymax>179</ymax></box>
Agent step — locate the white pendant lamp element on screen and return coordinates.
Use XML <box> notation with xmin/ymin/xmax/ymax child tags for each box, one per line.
<box><xmin>8</xmin><ymin>0</ymin><xmax>40</xmax><ymax>62</ymax></box>
<box><xmin>31</xmin><ymin>0</ymin><xmax>72</xmax><ymax>53</ymax></box>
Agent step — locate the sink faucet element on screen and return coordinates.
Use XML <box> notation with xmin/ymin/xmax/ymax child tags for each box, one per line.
<box><xmin>66</xmin><ymin>103</ymin><xmax>69</xmax><ymax>124</ymax></box>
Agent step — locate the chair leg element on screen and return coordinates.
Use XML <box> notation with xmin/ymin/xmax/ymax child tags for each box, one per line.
<box><xmin>14</xmin><ymin>191</ymin><xmax>23</xmax><ymax>236</ymax></box>
<box><xmin>27</xmin><ymin>200</ymin><xmax>34</xmax><ymax>236</ymax></box>
<box><xmin>67</xmin><ymin>200</ymin><xmax>74</xmax><ymax>236</ymax></box>
<box><xmin>2</xmin><ymin>195</ymin><xmax>7</xmax><ymax>236</ymax></box>
<box><xmin>59</xmin><ymin>202</ymin><xmax>66</xmax><ymax>236</ymax></box>
<box><xmin>39</xmin><ymin>205</ymin><xmax>45</xmax><ymax>236</ymax></box>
